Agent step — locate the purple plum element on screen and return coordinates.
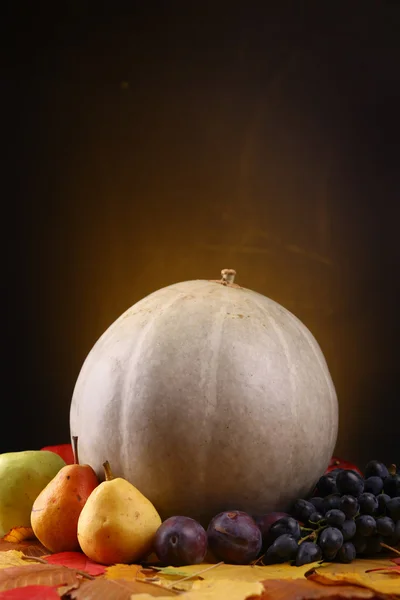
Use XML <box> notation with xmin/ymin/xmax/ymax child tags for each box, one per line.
<box><xmin>207</xmin><ymin>510</ymin><xmax>262</xmax><ymax>565</ymax></box>
<box><xmin>154</xmin><ymin>516</ymin><xmax>207</xmax><ymax>566</ymax></box>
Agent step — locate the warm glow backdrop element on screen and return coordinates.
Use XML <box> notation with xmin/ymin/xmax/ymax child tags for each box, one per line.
<box><xmin>4</xmin><ymin>3</ymin><xmax>400</xmax><ymax>467</ymax></box>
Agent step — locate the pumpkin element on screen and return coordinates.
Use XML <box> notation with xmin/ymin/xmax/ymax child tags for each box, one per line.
<box><xmin>70</xmin><ymin>269</ymin><xmax>338</xmax><ymax>525</ymax></box>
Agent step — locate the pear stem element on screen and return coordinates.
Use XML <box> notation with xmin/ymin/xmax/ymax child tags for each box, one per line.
<box><xmin>103</xmin><ymin>460</ymin><xmax>114</xmax><ymax>481</ymax></box>
<box><xmin>72</xmin><ymin>436</ymin><xmax>79</xmax><ymax>465</ymax></box>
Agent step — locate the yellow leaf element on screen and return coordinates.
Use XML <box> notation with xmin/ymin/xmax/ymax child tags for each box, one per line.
<box><xmin>308</xmin><ymin>557</ymin><xmax>400</xmax><ymax>596</ymax></box>
<box><xmin>309</xmin><ymin>570</ymin><xmax>400</xmax><ymax>596</ymax></box>
<box><xmin>2</xmin><ymin>527</ymin><xmax>36</xmax><ymax>543</ymax></box>
<box><xmin>261</xmin><ymin>578</ymin><xmax>376</xmax><ymax>599</ymax></box>
<box><xmin>105</xmin><ymin>564</ymin><xmax>144</xmax><ymax>581</ymax></box>
<box><xmin>151</xmin><ymin>561</ymin><xmax>321</xmax><ymax>583</ymax></box>
<box><xmin>129</xmin><ymin>579</ymin><xmax>264</xmax><ymax>600</ymax></box>
<box><xmin>0</xmin><ymin>550</ymin><xmax>30</xmax><ymax>569</ymax></box>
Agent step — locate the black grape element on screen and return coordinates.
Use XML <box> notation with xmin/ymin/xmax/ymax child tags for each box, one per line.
<box><xmin>376</xmin><ymin>516</ymin><xmax>395</xmax><ymax>537</ymax></box>
<box><xmin>363</xmin><ymin>535</ymin><xmax>383</xmax><ymax>555</ymax></box>
<box><xmin>291</xmin><ymin>499</ymin><xmax>315</xmax><ymax>522</ymax></box>
<box><xmin>316</xmin><ymin>474</ymin><xmax>338</xmax><ymax>497</ymax></box>
<box><xmin>336</xmin><ymin>470</ymin><xmax>364</xmax><ymax>497</ymax></box>
<box><xmin>341</xmin><ymin>519</ymin><xmax>356</xmax><ymax>541</ymax></box>
<box><xmin>365</xmin><ymin>460</ymin><xmax>389</xmax><ymax>480</ymax></box>
<box><xmin>263</xmin><ymin>534</ymin><xmax>298</xmax><ymax>564</ymax></box>
<box><xmin>309</xmin><ymin>497</ymin><xmax>325</xmax><ymax>514</ymax></box>
<box><xmin>337</xmin><ymin>542</ymin><xmax>356</xmax><ymax>563</ymax></box>
<box><xmin>269</xmin><ymin>517</ymin><xmax>301</xmax><ymax>542</ymax></box>
<box><xmin>318</xmin><ymin>527</ymin><xmax>343</xmax><ymax>556</ymax></box>
<box><xmin>377</xmin><ymin>494</ymin><xmax>391</xmax><ymax>515</ymax></box>
<box><xmin>364</xmin><ymin>476</ymin><xmax>383</xmax><ymax>495</ymax></box>
<box><xmin>355</xmin><ymin>515</ymin><xmax>376</xmax><ymax>536</ymax></box>
<box><xmin>323</xmin><ymin>494</ymin><xmax>342</xmax><ymax>513</ymax></box>
<box><xmin>322</xmin><ymin>548</ymin><xmax>339</xmax><ymax>561</ymax></box>
<box><xmin>383</xmin><ymin>472</ymin><xmax>400</xmax><ymax>498</ymax></box>
<box><xmin>329</xmin><ymin>468</ymin><xmax>344</xmax><ymax>478</ymax></box>
<box><xmin>358</xmin><ymin>493</ymin><xmax>378</xmax><ymax>515</ymax></box>
<box><xmin>295</xmin><ymin>541</ymin><xmax>322</xmax><ymax>566</ymax></box>
<box><xmin>386</xmin><ymin>497</ymin><xmax>400</xmax><ymax>521</ymax></box>
<box><xmin>325</xmin><ymin>509</ymin><xmax>346</xmax><ymax>527</ymax></box>
<box><xmin>352</xmin><ymin>534</ymin><xmax>367</xmax><ymax>554</ymax></box>
<box><xmin>388</xmin><ymin>520</ymin><xmax>400</xmax><ymax>545</ymax></box>
<box><xmin>339</xmin><ymin>495</ymin><xmax>359</xmax><ymax>518</ymax></box>
<box><xmin>308</xmin><ymin>512</ymin><xmax>324</xmax><ymax>529</ymax></box>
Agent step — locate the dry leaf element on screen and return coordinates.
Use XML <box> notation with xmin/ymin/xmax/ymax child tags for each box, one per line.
<box><xmin>0</xmin><ymin>584</ymin><xmax>61</xmax><ymax>599</ymax></box>
<box><xmin>43</xmin><ymin>551</ymin><xmax>106</xmax><ymax>576</ymax></box>
<box><xmin>365</xmin><ymin>565</ymin><xmax>400</xmax><ymax>575</ymax></box>
<box><xmin>0</xmin><ymin>538</ymin><xmax>48</xmax><ymax>557</ymax></box>
<box><xmin>148</xmin><ymin>561</ymin><xmax>322</xmax><ymax>584</ymax></box>
<box><xmin>0</xmin><ymin>563</ymin><xmax>80</xmax><ymax>592</ymax></box>
<box><xmin>308</xmin><ymin>570</ymin><xmax>400</xmax><ymax>596</ymax></box>
<box><xmin>104</xmin><ymin>564</ymin><xmax>143</xmax><ymax>581</ymax></box>
<box><xmin>2</xmin><ymin>529</ymin><xmax>35</xmax><ymax>544</ymax></box>
<box><xmin>260</xmin><ymin>578</ymin><xmax>376</xmax><ymax>599</ymax></box>
<box><xmin>128</xmin><ymin>579</ymin><xmax>265</xmax><ymax>600</ymax></box>
<box><xmin>69</xmin><ymin>577</ymin><xmax>178</xmax><ymax>599</ymax></box>
<box><xmin>307</xmin><ymin>557</ymin><xmax>400</xmax><ymax>595</ymax></box>
<box><xmin>0</xmin><ymin>552</ymin><xmax>32</xmax><ymax>570</ymax></box>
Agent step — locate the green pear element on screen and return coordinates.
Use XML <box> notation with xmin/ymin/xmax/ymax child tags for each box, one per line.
<box><xmin>0</xmin><ymin>450</ymin><xmax>66</xmax><ymax>537</ymax></box>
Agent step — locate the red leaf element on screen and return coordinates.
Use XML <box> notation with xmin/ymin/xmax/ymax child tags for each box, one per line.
<box><xmin>41</xmin><ymin>444</ymin><xmax>74</xmax><ymax>465</ymax></box>
<box><xmin>392</xmin><ymin>557</ymin><xmax>400</xmax><ymax>565</ymax></box>
<box><xmin>0</xmin><ymin>585</ymin><xmax>60</xmax><ymax>599</ymax></box>
<box><xmin>325</xmin><ymin>456</ymin><xmax>363</xmax><ymax>476</ymax></box>
<box><xmin>43</xmin><ymin>552</ymin><xmax>106</xmax><ymax>575</ymax></box>
<box><xmin>365</xmin><ymin>565</ymin><xmax>400</xmax><ymax>574</ymax></box>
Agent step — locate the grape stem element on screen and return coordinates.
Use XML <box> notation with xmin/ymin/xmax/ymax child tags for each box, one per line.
<box><xmin>298</xmin><ymin>523</ymin><xmax>327</xmax><ymax>545</ymax></box>
<box><xmin>380</xmin><ymin>542</ymin><xmax>400</xmax><ymax>556</ymax></box>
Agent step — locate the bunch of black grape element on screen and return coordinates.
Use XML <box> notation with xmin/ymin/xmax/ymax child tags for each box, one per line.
<box><xmin>259</xmin><ymin>460</ymin><xmax>399</xmax><ymax>566</ymax></box>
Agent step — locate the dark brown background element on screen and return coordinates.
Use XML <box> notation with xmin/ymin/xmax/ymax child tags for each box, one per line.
<box><xmin>4</xmin><ymin>2</ymin><xmax>400</xmax><ymax>469</ymax></box>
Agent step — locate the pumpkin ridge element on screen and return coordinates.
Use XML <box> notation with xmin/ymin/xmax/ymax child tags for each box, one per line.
<box><xmin>284</xmin><ymin>307</ymin><xmax>338</xmax><ymax>462</ymax></box>
<box><xmin>120</xmin><ymin>289</ymin><xmax>192</xmax><ymax>472</ymax></box>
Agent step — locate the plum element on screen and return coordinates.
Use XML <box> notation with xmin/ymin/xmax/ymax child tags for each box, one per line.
<box><xmin>207</xmin><ymin>510</ymin><xmax>262</xmax><ymax>564</ymax></box>
<box><xmin>154</xmin><ymin>516</ymin><xmax>207</xmax><ymax>566</ymax></box>
<box><xmin>254</xmin><ymin>512</ymin><xmax>289</xmax><ymax>547</ymax></box>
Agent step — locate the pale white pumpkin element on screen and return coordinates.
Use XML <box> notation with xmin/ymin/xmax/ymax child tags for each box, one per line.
<box><xmin>70</xmin><ymin>269</ymin><xmax>338</xmax><ymax>525</ymax></box>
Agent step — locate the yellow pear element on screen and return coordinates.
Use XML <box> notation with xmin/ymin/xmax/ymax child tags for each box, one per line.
<box><xmin>77</xmin><ymin>461</ymin><xmax>162</xmax><ymax>565</ymax></box>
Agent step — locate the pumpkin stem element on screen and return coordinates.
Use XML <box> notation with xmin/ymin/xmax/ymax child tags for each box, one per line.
<box><xmin>220</xmin><ymin>269</ymin><xmax>236</xmax><ymax>285</ymax></box>
<box><xmin>103</xmin><ymin>460</ymin><xmax>114</xmax><ymax>481</ymax></box>
<box><xmin>72</xmin><ymin>436</ymin><xmax>79</xmax><ymax>465</ymax></box>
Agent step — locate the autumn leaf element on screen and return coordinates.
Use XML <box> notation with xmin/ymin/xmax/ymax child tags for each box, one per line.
<box><xmin>0</xmin><ymin>584</ymin><xmax>60</xmax><ymax>599</ymax></box>
<box><xmin>104</xmin><ymin>563</ymin><xmax>143</xmax><ymax>582</ymax></box>
<box><xmin>124</xmin><ymin>579</ymin><xmax>265</xmax><ymax>600</ymax></box>
<box><xmin>2</xmin><ymin>530</ymin><xmax>35</xmax><ymax>544</ymax></box>
<box><xmin>0</xmin><ymin>552</ymin><xmax>32</xmax><ymax>570</ymax></box>
<box><xmin>0</xmin><ymin>538</ymin><xmax>48</xmax><ymax>558</ymax></box>
<box><xmin>365</xmin><ymin>564</ymin><xmax>400</xmax><ymax>575</ymax></box>
<box><xmin>142</xmin><ymin>561</ymin><xmax>323</xmax><ymax>585</ymax></box>
<box><xmin>259</xmin><ymin>578</ymin><xmax>376</xmax><ymax>599</ymax></box>
<box><xmin>0</xmin><ymin>563</ymin><xmax>80</xmax><ymax>592</ymax></box>
<box><xmin>68</xmin><ymin>577</ymin><xmax>178</xmax><ymax>599</ymax></box>
<box><xmin>42</xmin><ymin>551</ymin><xmax>106</xmax><ymax>576</ymax></box>
<box><xmin>307</xmin><ymin>559</ymin><xmax>400</xmax><ymax>597</ymax></box>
